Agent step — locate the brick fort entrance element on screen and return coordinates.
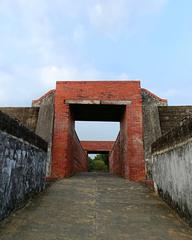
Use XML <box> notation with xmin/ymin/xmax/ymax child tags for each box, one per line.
<box><xmin>51</xmin><ymin>81</ymin><xmax>145</xmax><ymax>181</ymax></box>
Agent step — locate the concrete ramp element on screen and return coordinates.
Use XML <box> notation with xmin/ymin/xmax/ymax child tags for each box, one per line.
<box><xmin>0</xmin><ymin>173</ymin><xmax>192</xmax><ymax>240</ymax></box>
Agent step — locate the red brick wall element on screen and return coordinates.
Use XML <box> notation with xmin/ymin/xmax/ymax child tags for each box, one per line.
<box><xmin>70</xmin><ymin>130</ymin><xmax>88</xmax><ymax>173</ymax></box>
<box><xmin>109</xmin><ymin>133</ymin><xmax>122</xmax><ymax>175</ymax></box>
<box><xmin>52</xmin><ymin>81</ymin><xmax>145</xmax><ymax>181</ymax></box>
<box><xmin>116</xmin><ymin>89</ymin><xmax>145</xmax><ymax>181</ymax></box>
<box><xmin>56</xmin><ymin>81</ymin><xmax>142</xmax><ymax>100</ymax></box>
<box><xmin>120</xmin><ymin>107</ymin><xmax>127</xmax><ymax>177</ymax></box>
<box><xmin>81</xmin><ymin>141</ymin><xmax>114</xmax><ymax>152</ymax></box>
<box><xmin>51</xmin><ymin>102</ymin><xmax>71</xmax><ymax>178</ymax></box>
<box><xmin>125</xmin><ymin>102</ymin><xmax>145</xmax><ymax>181</ymax></box>
<box><xmin>51</xmin><ymin>90</ymin><xmax>87</xmax><ymax>177</ymax></box>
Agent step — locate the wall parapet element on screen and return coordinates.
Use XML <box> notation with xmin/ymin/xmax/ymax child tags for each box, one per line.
<box><xmin>152</xmin><ymin>118</ymin><xmax>192</xmax><ymax>154</ymax></box>
<box><xmin>32</xmin><ymin>89</ymin><xmax>55</xmax><ymax>107</ymax></box>
<box><xmin>0</xmin><ymin>111</ymin><xmax>47</xmax><ymax>151</ymax></box>
<box><xmin>0</xmin><ymin>107</ymin><xmax>39</xmax><ymax>132</ymax></box>
<box><xmin>152</xmin><ymin>118</ymin><xmax>192</xmax><ymax>225</ymax></box>
<box><xmin>0</xmin><ymin>111</ymin><xmax>47</xmax><ymax>221</ymax></box>
<box><xmin>158</xmin><ymin>106</ymin><xmax>192</xmax><ymax>135</ymax></box>
<box><xmin>141</xmin><ymin>88</ymin><xmax>167</xmax><ymax>104</ymax></box>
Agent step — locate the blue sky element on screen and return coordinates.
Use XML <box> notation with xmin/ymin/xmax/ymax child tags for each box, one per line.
<box><xmin>0</xmin><ymin>0</ymin><xmax>192</xmax><ymax>140</ymax></box>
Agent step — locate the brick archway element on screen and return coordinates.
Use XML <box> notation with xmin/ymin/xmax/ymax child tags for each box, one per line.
<box><xmin>51</xmin><ymin>81</ymin><xmax>145</xmax><ymax>181</ymax></box>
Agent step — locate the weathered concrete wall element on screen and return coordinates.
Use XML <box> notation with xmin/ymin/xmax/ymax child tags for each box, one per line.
<box><xmin>33</xmin><ymin>90</ymin><xmax>55</xmax><ymax>176</ymax></box>
<box><xmin>0</xmin><ymin>111</ymin><xmax>47</xmax><ymax>221</ymax></box>
<box><xmin>109</xmin><ymin>133</ymin><xmax>121</xmax><ymax>175</ymax></box>
<box><xmin>158</xmin><ymin>106</ymin><xmax>192</xmax><ymax>135</ymax></box>
<box><xmin>33</xmin><ymin>91</ymin><xmax>55</xmax><ymax>143</ymax></box>
<box><xmin>141</xmin><ymin>89</ymin><xmax>167</xmax><ymax>178</ymax></box>
<box><xmin>152</xmin><ymin>119</ymin><xmax>192</xmax><ymax>224</ymax></box>
<box><xmin>0</xmin><ymin>107</ymin><xmax>39</xmax><ymax>132</ymax></box>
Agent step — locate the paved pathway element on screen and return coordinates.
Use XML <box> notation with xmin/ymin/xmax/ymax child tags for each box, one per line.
<box><xmin>0</xmin><ymin>173</ymin><xmax>192</xmax><ymax>240</ymax></box>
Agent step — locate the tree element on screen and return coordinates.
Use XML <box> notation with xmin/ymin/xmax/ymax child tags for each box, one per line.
<box><xmin>88</xmin><ymin>156</ymin><xmax>94</xmax><ymax>171</ymax></box>
<box><xmin>88</xmin><ymin>154</ymin><xmax>109</xmax><ymax>172</ymax></box>
<box><xmin>94</xmin><ymin>154</ymin><xmax>109</xmax><ymax>166</ymax></box>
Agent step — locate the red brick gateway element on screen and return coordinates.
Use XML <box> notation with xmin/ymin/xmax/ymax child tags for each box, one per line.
<box><xmin>51</xmin><ymin>81</ymin><xmax>145</xmax><ymax>181</ymax></box>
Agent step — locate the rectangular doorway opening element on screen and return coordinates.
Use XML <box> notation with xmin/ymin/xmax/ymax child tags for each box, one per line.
<box><xmin>75</xmin><ymin>121</ymin><xmax>120</xmax><ymax>141</ymax></box>
<box><xmin>75</xmin><ymin>121</ymin><xmax>120</xmax><ymax>174</ymax></box>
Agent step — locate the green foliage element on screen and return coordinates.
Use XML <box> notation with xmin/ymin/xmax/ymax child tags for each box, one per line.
<box><xmin>93</xmin><ymin>160</ymin><xmax>108</xmax><ymax>171</ymax></box>
<box><xmin>88</xmin><ymin>158</ymin><xmax>95</xmax><ymax>171</ymax></box>
<box><xmin>93</xmin><ymin>154</ymin><xmax>108</xmax><ymax>165</ymax></box>
<box><xmin>88</xmin><ymin>154</ymin><xmax>109</xmax><ymax>172</ymax></box>
<box><xmin>100</xmin><ymin>154</ymin><xmax>108</xmax><ymax>165</ymax></box>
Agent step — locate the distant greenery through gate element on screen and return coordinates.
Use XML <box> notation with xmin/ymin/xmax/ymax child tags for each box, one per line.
<box><xmin>88</xmin><ymin>154</ymin><xmax>109</xmax><ymax>172</ymax></box>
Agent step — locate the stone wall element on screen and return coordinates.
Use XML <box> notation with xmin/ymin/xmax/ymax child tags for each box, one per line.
<box><xmin>0</xmin><ymin>107</ymin><xmax>39</xmax><ymax>132</ymax></box>
<box><xmin>141</xmin><ymin>89</ymin><xmax>167</xmax><ymax>178</ymax></box>
<box><xmin>158</xmin><ymin>106</ymin><xmax>192</xmax><ymax>135</ymax></box>
<box><xmin>0</xmin><ymin>111</ymin><xmax>47</xmax><ymax>221</ymax></box>
<box><xmin>152</xmin><ymin>119</ymin><xmax>192</xmax><ymax>224</ymax></box>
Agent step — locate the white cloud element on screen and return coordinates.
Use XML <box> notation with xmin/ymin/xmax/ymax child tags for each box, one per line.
<box><xmin>0</xmin><ymin>0</ymin><xmax>166</xmax><ymax>39</ymax></box>
<box><xmin>88</xmin><ymin>0</ymin><xmax>128</xmax><ymax>32</ymax></box>
<box><xmin>39</xmin><ymin>65</ymin><xmax>102</xmax><ymax>89</ymax></box>
<box><xmin>39</xmin><ymin>64</ymin><xmax>130</xmax><ymax>90</ymax></box>
<box><xmin>40</xmin><ymin>66</ymin><xmax>78</xmax><ymax>89</ymax></box>
<box><xmin>0</xmin><ymin>0</ymin><xmax>167</xmax><ymax>106</ymax></box>
<box><xmin>0</xmin><ymin>66</ymin><xmax>44</xmax><ymax>106</ymax></box>
<box><xmin>87</xmin><ymin>0</ymin><xmax>167</xmax><ymax>34</ymax></box>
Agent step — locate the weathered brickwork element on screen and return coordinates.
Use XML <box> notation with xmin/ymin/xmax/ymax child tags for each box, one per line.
<box><xmin>51</xmin><ymin>81</ymin><xmax>145</xmax><ymax>181</ymax></box>
<box><xmin>81</xmin><ymin>141</ymin><xmax>114</xmax><ymax>153</ymax></box>
<box><xmin>0</xmin><ymin>111</ymin><xmax>47</xmax><ymax>221</ymax></box>
<box><xmin>71</xmin><ymin>131</ymin><xmax>88</xmax><ymax>173</ymax></box>
<box><xmin>152</xmin><ymin>119</ymin><xmax>192</xmax><ymax>224</ymax></box>
<box><xmin>109</xmin><ymin>133</ymin><xmax>122</xmax><ymax>175</ymax></box>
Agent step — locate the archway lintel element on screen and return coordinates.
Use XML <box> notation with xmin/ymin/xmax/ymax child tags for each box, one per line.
<box><xmin>65</xmin><ymin>100</ymin><xmax>132</xmax><ymax>105</ymax></box>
